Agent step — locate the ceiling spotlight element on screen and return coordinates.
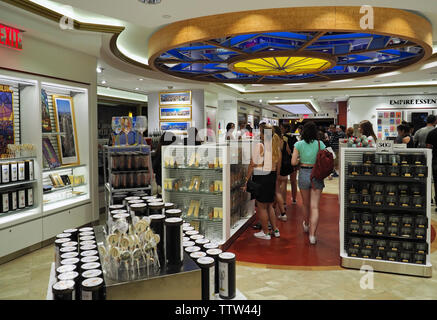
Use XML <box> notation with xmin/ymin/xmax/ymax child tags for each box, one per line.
<box><xmin>139</xmin><ymin>78</ymin><xmax>144</xmax><ymax>81</ymax></box>
<box><xmin>96</xmin><ymin>67</ymin><xmax>103</xmax><ymax>73</ymax></box>
<box><xmin>135</xmin><ymin>88</ymin><xmax>140</xmax><ymax>90</ymax></box>
<box><xmin>101</xmin><ymin>80</ymin><xmax>107</xmax><ymax>84</ymax></box>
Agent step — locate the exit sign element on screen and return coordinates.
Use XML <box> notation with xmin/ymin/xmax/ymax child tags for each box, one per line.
<box><xmin>0</xmin><ymin>23</ymin><xmax>22</xmax><ymax>50</ymax></box>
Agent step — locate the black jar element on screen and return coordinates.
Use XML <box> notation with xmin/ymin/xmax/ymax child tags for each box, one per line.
<box><xmin>130</xmin><ymin>203</ymin><xmax>148</xmax><ymax>217</ymax></box>
<box><xmin>190</xmin><ymin>251</ymin><xmax>207</xmax><ymax>261</ymax></box>
<box><xmin>362</xmin><ymin>153</ymin><xmax>375</xmax><ymax>164</ymax></box>
<box><xmin>165</xmin><ymin>217</ymin><xmax>184</xmax><ymax>266</ymax></box>
<box><xmin>63</xmin><ymin>229</ymin><xmax>78</xmax><ymax>242</ymax></box>
<box><xmin>9</xmin><ymin>191</ymin><xmax>17</xmax><ymax>211</ymax></box>
<box><xmin>196</xmin><ymin>239</ymin><xmax>210</xmax><ymax>251</ymax></box>
<box><xmin>149</xmin><ymin>202</ymin><xmax>165</xmax><ymax>216</ymax></box>
<box><xmin>52</xmin><ymin>280</ymin><xmax>76</xmax><ymax>300</ymax></box>
<box><xmin>206</xmin><ymin>248</ymin><xmax>223</xmax><ymax>294</ymax></box>
<box><xmin>197</xmin><ymin>256</ymin><xmax>216</xmax><ymax>300</ymax></box>
<box><xmin>149</xmin><ymin>214</ymin><xmax>166</xmax><ymax>264</ymax></box>
<box><xmin>165</xmin><ymin>209</ymin><xmax>182</xmax><ymax>218</ymax></box>
<box><xmin>57</xmin><ymin>271</ymin><xmax>80</xmax><ymax>300</ymax></box>
<box><xmin>18</xmin><ymin>161</ymin><xmax>25</xmax><ymax>181</ymax></box>
<box><xmin>185</xmin><ymin>245</ymin><xmax>201</xmax><ymax>254</ymax></box>
<box><xmin>54</xmin><ymin>238</ymin><xmax>71</xmax><ymax>268</ymax></box>
<box><xmin>56</xmin><ymin>264</ymin><xmax>77</xmax><ymax>278</ymax></box>
<box><xmin>26</xmin><ymin>160</ymin><xmax>34</xmax><ymax>180</ymax></box>
<box><xmin>218</xmin><ymin>252</ymin><xmax>236</xmax><ymax>300</ymax></box>
<box><xmin>81</xmin><ymin>277</ymin><xmax>105</xmax><ymax>300</ymax></box>
<box><xmin>190</xmin><ymin>234</ymin><xmax>205</xmax><ymax>242</ymax></box>
<box><xmin>112</xmin><ymin>194</ymin><xmax>126</xmax><ymax>205</ymax></box>
<box><xmin>81</xmin><ymin>269</ymin><xmax>103</xmax><ymax>280</ymax></box>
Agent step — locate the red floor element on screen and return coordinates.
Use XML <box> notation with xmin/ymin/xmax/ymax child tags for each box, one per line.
<box><xmin>229</xmin><ymin>193</ymin><xmax>436</xmax><ymax>267</ymax></box>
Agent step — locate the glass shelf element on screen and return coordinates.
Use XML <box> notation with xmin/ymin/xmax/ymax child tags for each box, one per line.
<box><xmin>43</xmin><ymin>192</ymin><xmax>88</xmax><ymax>206</ymax></box>
<box><xmin>0</xmin><ymin>180</ymin><xmax>37</xmax><ymax>190</ymax></box>
<box><xmin>0</xmin><ymin>205</ymin><xmax>38</xmax><ymax>219</ymax></box>
<box><xmin>165</xmin><ymin>189</ymin><xmax>222</xmax><ymax>196</ymax></box>
<box><xmin>183</xmin><ymin>216</ymin><xmax>223</xmax><ymax>223</ymax></box>
<box><xmin>43</xmin><ymin>164</ymin><xmax>87</xmax><ymax>173</ymax></box>
<box><xmin>105</xmin><ymin>183</ymin><xmax>151</xmax><ymax>193</ymax></box>
<box><xmin>42</xmin><ymin>132</ymin><xmax>66</xmax><ymax>136</ymax></box>
<box><xmin>164</xmin><ymin>166</ymin><xmax>222</xmax><ymax>172</ymax></box>
<box><xmin>43</xmin><ymin>183</ymin><xmax>87</xmax><ymax>194</ymax></box>
<box><xmin>0</xmin><ymin>156</ymin><xmax>37</xmax><ymax>162</ymax></box>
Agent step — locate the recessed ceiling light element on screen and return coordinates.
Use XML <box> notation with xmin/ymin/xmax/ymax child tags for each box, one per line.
<box><xmin>96</xmin><ymin>67</ymin><xmax>103</xmax><ymax>73</ymax></box>
<box><xmin>259</xmin><ymin>99</ymin><xmax>263</xmax><ymax>103</ymax></box>
<box><xmin>135</xmin><ymin>88</ymin><xmax>139</xmax><ymax>90</ymax></box>
<box><xmin>101</xmin><ymin>80</ymin><xmax>107</xmax><ymax>84</ymax></box>
<box><xmin>139</xmin><ymin>78</ymin><xmax>144</xmax><ymax>81</ymax></box>
<box><xmin>252</xmin><ymin>84</ymin><xmax>264</xmax><ymax>87</ymax></box>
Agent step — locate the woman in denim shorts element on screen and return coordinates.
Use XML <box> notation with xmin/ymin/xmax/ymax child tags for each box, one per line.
<box><xmin>292</xmin><ymin>121</ymin><xmax>326</xmax><ymax>245</ymax></box>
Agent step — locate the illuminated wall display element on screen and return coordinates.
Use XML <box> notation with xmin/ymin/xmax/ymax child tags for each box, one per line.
<box><xmin>0</xmin><ymin>23</ymin><xmax>23</xmax><ymax>50</ymax></box>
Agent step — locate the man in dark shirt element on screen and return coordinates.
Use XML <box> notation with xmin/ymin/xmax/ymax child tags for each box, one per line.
<box><xmin>329</xmin><ymin>125</ymin><xmax>340</xmax><ymax>177</ymax></box>
<box><xmin>426</xmin><ymin>127</ymin><xmax>437</xmax><ymax>210</ymax></box>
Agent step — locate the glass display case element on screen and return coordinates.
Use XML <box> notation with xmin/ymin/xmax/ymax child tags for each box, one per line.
<box><xmin>42</xmin><ymin>164</ymin><xmax>89</xmax><ymax>211</ymax></box>
<box><xmin>162</xmin><ymin>143</ymin><xmax>254</xmax><ymax>245</ymax></box>
<box><xmin>340</xmin><ymin>147</ymin><xmax>433</xmax><ymax>277</ymax></box>
<box><xmin>103</xmin><ymin>145</ymin><xmax>152</xmax><ymax>214</ymax></box>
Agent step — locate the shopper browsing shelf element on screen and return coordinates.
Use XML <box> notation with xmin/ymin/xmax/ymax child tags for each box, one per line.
<box><xmin>226</xmin><ymin>122</ymin><xmax>236</xmax><ymax>141</ymax></box>
<box><xmin>281</xmin><ymin>123</ymin><xmax>298</xmax><ymax>207</ymax></box>
<box><xmin>426</xmin><ymin>127</ymin><xmax>437</xmax><ymax>209</ymax></box>
<box><xmin>292</xmin><ymin>121</ymin><xmax>326</xmax><ymax>245</ymax></box>
<box><xmin>414</xmin><ymin>115</ymin><xmax>437</xmax><ymax>148</ymax></box>
<box><xmin>397</xmin><ymin>124</ymin><xmax>414</xmax><ymax>148</ymax></box>
<box><xmin>243</xmin><ymin>125</ymin><xmax>281</xmax><ymax>240</ymax></box>
<box><xmin>273</xmin><ymin>126</ymin><xmax>288</xmax><ymax>221</ymax></box>
<box><xmin>358</xmin><ymin>120</ymin><xmax>377</xmax><ymax>145</ymax></box>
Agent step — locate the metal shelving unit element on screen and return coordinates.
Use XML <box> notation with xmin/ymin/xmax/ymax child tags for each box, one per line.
<box><xmin>161</xmin><ymin>143</ymin><xmax>254</xmax><ymax>245</ymax></box>
<box><xmin>340</xmin><ymin>147</ymin><xmax>433</xmax><ymax>277</ymax></box>
<box><xmin>103</xmin><ymin>145</ymin><xmax>153</xmax><ymax>217</ymax></box>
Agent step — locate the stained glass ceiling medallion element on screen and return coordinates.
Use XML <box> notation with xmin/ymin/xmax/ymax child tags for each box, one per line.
<box><xmin>148</xmin><ymin>7</ymin><xmax>432</xmax><ymax>84</ymax></box>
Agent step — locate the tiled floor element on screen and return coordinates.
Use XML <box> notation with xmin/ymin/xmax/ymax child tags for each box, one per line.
<box><xmin>0</xmin><ymin>177</ymin><xmax>436</xmax><ymax>300</ymax></box>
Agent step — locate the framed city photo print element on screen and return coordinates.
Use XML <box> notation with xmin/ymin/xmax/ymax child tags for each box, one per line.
<box><xmin>0</xmin><ymin>87</ymin><xmax>14</xmax><ymax>156</ymax></box>
<box><xmin>41</xmin><ymin>89</ymin><xmax>52</xmax><ymax>133</ymax></box>
<box><xmin>159</xmin><ymin>106</ymin><xmax>192</xmax><ymax>120</ymax></box>
<box><xmin>52</xmin><ymin>95</ymin><xmax>80</xmax><ymax>166</ymax></box>
<box><xmin>159</xmin><ymin>91</ymin><xmax>192</xmax><ymax>106</ymax></box>
<box><xmin>159</xmin><ymin>121</ymin><xmax>191</xmax><ymax>134</ymax></box>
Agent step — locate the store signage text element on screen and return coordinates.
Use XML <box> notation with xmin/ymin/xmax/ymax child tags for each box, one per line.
<box><xmin>0</xmin><ymin>23</ymin><xmax>22</xmax><ymax>50</ymax></box>
<box><xmin>390</xmin><ymin>98</ymin><xmax>437</xmax><ymax>105</ymax></box>
<box><xmin>376</xmin><ymin>141</ymin><xmax>394</xmax><ymax>153</ymax></box>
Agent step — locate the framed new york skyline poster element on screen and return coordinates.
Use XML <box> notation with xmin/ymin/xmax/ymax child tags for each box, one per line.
<box><xmin>52</xmin><ymin>95</ymin><xmax>80</xmax><ymax>166</ymax></box>
<box><xmin>0</xmin><ymin>87</ymin><xmax>15</xmax><ymax>156</ymax></box>
<box><xmin>159</xmin><ymin>106</ymin><xmax>192</xmax><ymax>120</ymax></box>
<box><xmin>159</xmin><ymin>91</ymin><xmax>192</xmax><ymax>106</ymax></box>
<box><xmin>160</xmin><ymin>121</ymin><xmax>191</xmax><ymax>134</ymax></box>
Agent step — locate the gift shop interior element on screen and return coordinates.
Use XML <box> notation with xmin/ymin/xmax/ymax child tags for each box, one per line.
<box><xmin>1</xmin><ymin>0</ymin><xmax>437</xmax><ymax>301</ymax></box>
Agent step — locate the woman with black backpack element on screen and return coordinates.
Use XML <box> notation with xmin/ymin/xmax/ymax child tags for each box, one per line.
<box><xmin>292</xmin><ymin>121</ymin><xmax>327</xmax><ymax>245</ymax></box>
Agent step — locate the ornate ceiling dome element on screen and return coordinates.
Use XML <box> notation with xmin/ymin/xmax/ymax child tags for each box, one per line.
<box><xmin>148</xmin><ymin>7</ymin><xmax>433</xmax><ymax>84</ymax></box>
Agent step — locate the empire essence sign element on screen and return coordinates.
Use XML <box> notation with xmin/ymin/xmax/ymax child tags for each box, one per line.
<box><xmin>0</xmin><ymin>23</ymin><xmax>22</xmax><ymax>50</ymax></box>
